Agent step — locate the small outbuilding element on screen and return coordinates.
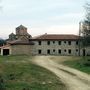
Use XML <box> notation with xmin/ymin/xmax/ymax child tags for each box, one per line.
<box><xmin>8</xmin><ymin>36</ymin><xmax>34</xmax><ymax>55</ymax></box>
<box><xmin>0</xmin><ymin>45</ymin><xmax>11</xmax><ymax>55</ymax></box>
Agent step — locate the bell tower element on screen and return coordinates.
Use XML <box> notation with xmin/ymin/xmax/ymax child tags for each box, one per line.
<box><xmin>16</xmin><ymin>25</ymin><xmax>28</xmax><ymax>35</ymax></box>
<box><xmin>15</xmin><ymin>25</ymin><xmax>32</xmax><ymax>39</ymax></box>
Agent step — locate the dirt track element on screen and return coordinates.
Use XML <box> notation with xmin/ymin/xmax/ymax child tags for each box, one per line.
<box><xmin>33</xmin><ymin>56</ymin><xmax>90</xmax><ymax>90</ymax></box>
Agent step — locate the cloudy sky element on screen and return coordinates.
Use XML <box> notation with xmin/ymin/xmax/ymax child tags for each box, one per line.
<box><xmin>0</xmin><ymin>0</ymin><xmax>89</xmax><ymax>38</ymax></box>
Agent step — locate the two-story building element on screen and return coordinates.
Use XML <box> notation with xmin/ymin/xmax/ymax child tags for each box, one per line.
<box><xmin>31</xmin><ymin>34</ymin><xmax>79</xmax><ymax>56</ymax></box>
<box><xmin>0</xmin><ymin>25</ymin><xmax>90</xmax><ymax>56</ymax></box>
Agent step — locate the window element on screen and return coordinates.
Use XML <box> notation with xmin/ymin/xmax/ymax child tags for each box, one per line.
<box><xmin>53</xmin><ymin>49</ymin><xmax>55</xmax><ymax>52</ymax></box>
<box><xmin>68</xmin><ymin>41</ymin><xmax>71</xmax><ymax>45</ymax></box>
<box><xmin>58</xmin><ymin>49</ymin><xmax>61</xmax><ymax>54</ymax></box>
<box><xmin>76</xmin><ymin>41</ymin><xmax>78</xmax><ymax>45</ymax></box>
<box><xmin>16</xmin><ymin>36</ymin><xmax>18</xmax><ymax>39</ymax></box>
<box><xmin>58</xmin><ymin>41</ymin><xmax>61</xmax><ymax>45</ymax></box>
<box><xmin>64</xmin><ymin>41</ymin><xmax>66</xmax><ymax>44</ymax></box>
<box><xmin>38</xmin><ymin>50</ymin><xmax>41</xmax><ymax>54</ymax></box>
<box><xmin>76</xmin><ymin>49</ymin><xmax>78</xmax><ymax>52</ymax></box>
<box><xmin>47</xmin><ymin>49</ymin><xmax>50</xmax><ymax>54</ymax></box>
<box><xmin>64</xmin><ymin>49</ymin><xmax>66</xmax><ymax>52</ymax></box>
<box><xmin>28</xmin><ymin>36</ymin><xmax>31</xmax><ymax>38</ymax></box>
<box><xmin>68</xmin><ymin>49</ymin><xmax>71</xmax><ymax>54</ymax></box>
<box><xmin>38</xmin><ymin>41</ymin><xmax>41</xmax><ymax>45</ymax></box>
<box><xmin>53</xmin><ymin>41</ymin><xmax>55</xmax><ymax>44</ymax></box>
<box><xmin>47</xmin><ymin>41</ymin><xmax>50</xmax><ymax>45</ymax></box>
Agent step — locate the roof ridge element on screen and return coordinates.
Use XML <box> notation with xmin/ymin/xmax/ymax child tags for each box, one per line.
<box><xmin>32</xmin><ymin>34</ymin><xmax>46</xmax><ymax>39</ymax></box>
<box><xmin>16</xmin><ymin>25</ymin><xmax>27</xmax><ymax>29</ymax></box>
<box><xmin>32</xmin><ymin>34</ymin><xmax>79</xmax><ymax>40</ymax></box>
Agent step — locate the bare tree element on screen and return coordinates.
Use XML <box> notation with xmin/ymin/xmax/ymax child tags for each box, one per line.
<box><xmin>84</xmin><ymin>2</ymin><xmax>90</xmax><ymax>47</ymax></box>
<box><xmin>79</xmin><ymin>2</ymin><xmax>90</xmax><ymax>56</ymax></box>
<box><xmin>84</xmin><ymin>2</ymin><xmax>90</xmax><ymax>21</ymax></box>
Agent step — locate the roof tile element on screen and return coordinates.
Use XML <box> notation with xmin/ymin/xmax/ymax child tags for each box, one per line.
<box><xmin>32</xmin><ymin>34</ymin><xmax>79</xmax><ymax>40</ymax></box>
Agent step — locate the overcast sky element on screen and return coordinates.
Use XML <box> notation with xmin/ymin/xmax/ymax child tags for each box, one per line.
<box><xmin>0</xmin><ymin>0</ymin><xmax>89</xmax><ymax>39</ymax></box>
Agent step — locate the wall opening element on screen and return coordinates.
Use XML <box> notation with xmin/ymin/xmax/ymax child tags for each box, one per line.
<box><xmin>83</xmin><ymin>49</ymin><xmax>85</xmax><ymax>56</ymax></box>
<box><xmin>47</xmin><ymin>49</ymin><xmax>50</xmax><ymax>54</ymax></box>
<box><xmin>68</xmin><ymin>49</ymin><xmax>71</xmax><ymax>54</ymax></box>
<box><xmin>3</xmin><ymin>49</ymin><xmax>9</xmax><ymax>55</ymax></box>
<box><xmin>58</xmin><ymin>49</ymin><xmax>61</xmax><ymax>54</ymax></box>
<box><xmin>38</xmin><ymin>50</ymin><xmax>41</xmax><ymax>54</ymax></box>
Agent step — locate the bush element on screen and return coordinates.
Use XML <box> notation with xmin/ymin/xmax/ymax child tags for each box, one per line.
<box><xmin>0</xmin><ymin>76</ymin><xmax>6</xmax><ymax>90</ymax></box>
<box><xmin>22</xmin><ymin>87</ymin><xmax>29</xmax><ymax>90</ymax></box>
<box><xmin>83</xmin><ymin>59</ymin><xmax>90</xmax><ymax>67</ymax></box>
<box><xmin>87</xmin><ymin>59</ymin><xmax>90</xmax><ymax>61</ymax></box>
<box><xmin>9</xmin><ymin>73</ymin><xmax>15</xmax><ymax>80</ymax></box>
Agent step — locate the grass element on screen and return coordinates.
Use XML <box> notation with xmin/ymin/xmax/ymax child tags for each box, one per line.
<box><xmin>0</xmin><ymin>55</ymin><xmax>66</xmax><ymax>90</ymax></box>
<box><xmin>63</xmin><ymin>56</ymin><xmax>90</xmax><ymax>74</ymax></box>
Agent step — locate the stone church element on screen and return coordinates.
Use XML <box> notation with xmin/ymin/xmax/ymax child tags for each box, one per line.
<box><xmin>0</xmin><ymin>24</ymin><xmax>90</xmax><ymax>56</ymax></box>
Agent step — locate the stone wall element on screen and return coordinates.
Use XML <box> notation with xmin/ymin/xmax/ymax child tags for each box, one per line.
<box><xmin>11</xmin><ymin>45</ymin><xmax>33</xmax><ymax>55</ymax></box>
<box><xmin>32</xmin><ymin>41</ymin><xmax>79</xmax><ymax>56</ymax></box>
<box><xmin>9</xmin><ymin>41</ymin><xmax>90</xmax><ymax>56</ymax></box>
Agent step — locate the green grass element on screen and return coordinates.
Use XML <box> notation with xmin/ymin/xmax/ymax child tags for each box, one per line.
<box><xmin>0</xmin><ymin>55</ymin><xmax>66</xmax><ymax>90</ymax></box>
<box><xmin>63</xmin><ymin>56</ymin><xmax>90</xmax><ymax>74</ymax></box>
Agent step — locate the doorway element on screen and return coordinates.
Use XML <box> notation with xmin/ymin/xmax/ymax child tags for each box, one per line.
<box><xmin>3</xmin><ymin>49</ymin><xmax>9</xmax><ymax>55</ymax></box>
<box><xmin>38</xmin><ymin>50</ymin><xmax>41</xmax><ymax>54</ymax></box>
<box><xmin>47</xmin><ymin>49</ymin><xmax>50</xmax><ymax>54</ymax></box>
<box><xmin>83</xmin><ymin>49</ymin><xmax>85</xmax><ymax>56</ymax></box>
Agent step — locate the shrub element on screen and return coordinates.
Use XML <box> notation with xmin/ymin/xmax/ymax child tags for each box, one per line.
<box><xmin>83</xmin><ymin>59</ymin><xmax>90</xmax><ymax>67</ymax></box>
<box><xmin>0</xmin><ymin>76</ymin><xmax>6</xmax><ymax>90</ymax></box>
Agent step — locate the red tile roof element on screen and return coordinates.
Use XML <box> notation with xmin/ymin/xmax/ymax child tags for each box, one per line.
<box><xmin>32</xmin><ymin>34</ymin><xmax>79</xmax><ymax>41</ymax></box>
<box><xmin>8</xmin><ymin>34</ymin><xmax>79</xmax><ymax>45</ymax></box>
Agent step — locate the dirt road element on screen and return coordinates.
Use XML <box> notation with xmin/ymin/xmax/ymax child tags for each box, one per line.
<box><xmin>33</xmin><ymin>56</ymin><xmax>90</xmax><ymax>90</ymax></box>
